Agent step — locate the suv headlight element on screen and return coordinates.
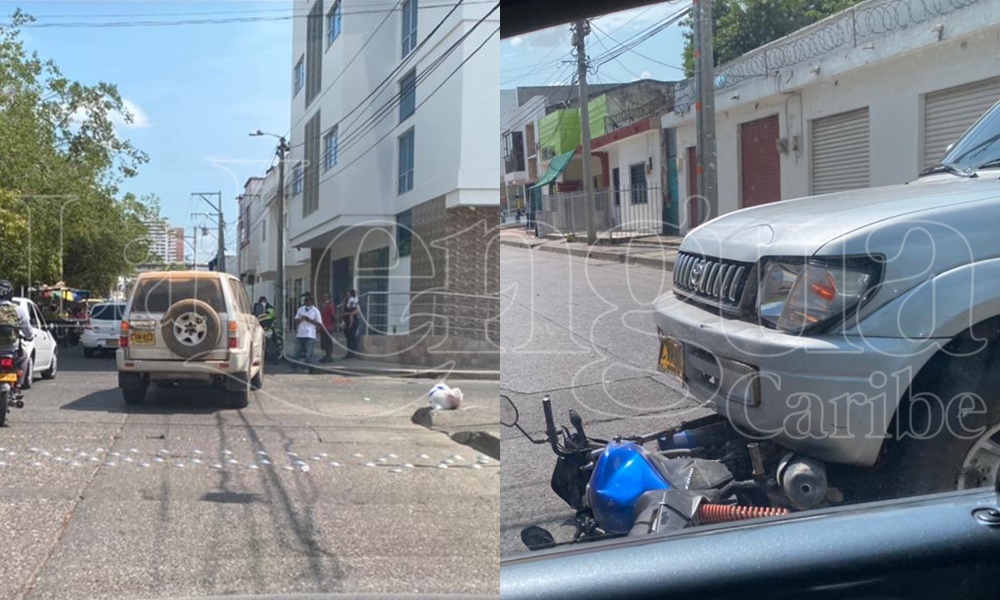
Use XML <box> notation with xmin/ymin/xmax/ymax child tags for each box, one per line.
<box><xmin>757</xmin><ymin>258</ymin><xmax>879</xmax><ymax>334</ymax></box>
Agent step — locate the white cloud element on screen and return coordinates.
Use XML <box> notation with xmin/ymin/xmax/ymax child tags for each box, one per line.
<box><xmin>510</xmin><ymin>36</ymin><xmax>524</xmax><ymax>47</ymax></box>
<box><xmin>115</xmin><ymin>99</ymin><xmax>152</xmax><ymax>129</ymax></box>
<box><xmin>593</xmin><ymin>2</ymin><xmax>691</xmax><ymax>34</ymax></box>
<box><xmin>641</xmin><ymin>70</ymin><xmax>651</xmax><ymax>79</ymax></box>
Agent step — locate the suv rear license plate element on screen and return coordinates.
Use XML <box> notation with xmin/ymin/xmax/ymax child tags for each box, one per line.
<box><xmin>658</xmin><ymin>337</ymin><xmax>684</xmax><ymax>381</ymax></box>
<box><xmin>0</xmin><ymin>373</ymin><xmax>17</xmax><ymax>383</ymax></box>
<box><xmin>106</xmin><ymin>339</ymin><xmax>119</xmax><ymax>348</ymax></box>
<box><xmin>130</xmin><ymin>332</ymin><xmax>154</xmax><ymax>346</ymax></box>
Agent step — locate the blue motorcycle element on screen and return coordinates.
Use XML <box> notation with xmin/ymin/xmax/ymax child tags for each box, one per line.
<box><xmin>502</xmin><ymin>395</ymin><xmax>793</xmax><ymax>551</ymax></box>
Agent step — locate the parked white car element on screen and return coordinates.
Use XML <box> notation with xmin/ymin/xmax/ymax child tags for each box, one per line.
<box><xmin>11</xmin><ymin>297</ymin><xmax>58</xmax><ymax>386</ymax></box>
<box><xmin>81</xmin><ymin>302</ymin><xmax>125</xmax><ymax>357</ymax></box>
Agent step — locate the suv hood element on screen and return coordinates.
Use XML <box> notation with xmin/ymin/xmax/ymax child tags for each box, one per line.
<box><xmin>680</xmin><ymin>176</ymin><xmax>1000</xmax><ymax>262</ymax></box>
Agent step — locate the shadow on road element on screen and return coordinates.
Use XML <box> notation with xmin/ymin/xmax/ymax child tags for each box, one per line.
<box><xmin>59</xmin><ymin>385</ymin><xmax>240</xmax><ymax>415</ymax></box>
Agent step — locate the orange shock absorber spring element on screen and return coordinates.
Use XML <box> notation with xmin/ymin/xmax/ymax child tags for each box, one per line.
<box><xmin>697</xmin><ymin>503</ymin><xmax>789</xmax><ymax>525</ymax></box>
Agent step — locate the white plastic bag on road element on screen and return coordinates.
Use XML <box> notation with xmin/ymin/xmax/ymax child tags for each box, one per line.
<box><xmin>428</xmin><ymin>383</ymin><xmax>463</xmax><ymax>410</ymax></box>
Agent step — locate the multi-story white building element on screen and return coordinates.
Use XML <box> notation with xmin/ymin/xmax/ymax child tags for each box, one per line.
<box><xmin>282</xmin><ymin>0</ymin><xmax>500</xmax><ymax>364</ymax></box>
<box><xmin>237</xmin><ymin>168</ymin><xmax>311</xmax><ymax>325</ymax></box>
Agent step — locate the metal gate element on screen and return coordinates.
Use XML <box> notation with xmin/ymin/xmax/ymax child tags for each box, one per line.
<box><xmin>357</xmin><ymin>247</ymin><xmax>389</xmax><ymax>335</ymax></box>
<box><xmin>811</xmin><ymin>107</ymin><xmax>870</xmax><ymax>195</ymax></box>
<box><xmin>924</xmin><ymin>77</ymin><xmax>1000</xmax><ymax>170</ymax></box>
<box><xmin>740</xmin><ymin>115</ymin><xmax>781</xmax><ymax>208</ymax></box>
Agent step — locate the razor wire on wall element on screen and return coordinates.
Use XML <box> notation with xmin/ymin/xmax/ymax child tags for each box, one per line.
<box><xmin>675</xmin><ymin>0</ymin><xmax>983</xmax><ymax>114</ymax></box>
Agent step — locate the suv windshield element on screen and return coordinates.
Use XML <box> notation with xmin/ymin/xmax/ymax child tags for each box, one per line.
<box><xmin>89</xmin><ymin>304</ymin><xmax>124</xmax><ymax>321</ymax></box>
<box><xmin>129</xmin><ymin>278</ymin><xmax>226</xmax><ymax>314</ymax></box>
<box><xmin>939</xmin><ymin>99</ymin><xmax>1000</xmax><ymax>171</ymax></box>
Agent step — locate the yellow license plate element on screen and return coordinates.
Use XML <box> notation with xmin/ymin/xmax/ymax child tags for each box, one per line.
<box><xmin>0</xmin><ymin>373</ymin><xmax>18</xmax><ymax>383</ymax></box>
<box><xmin>658</xmin><ymin>337</ymin><xmax>684</xmax><ymax>380</ymax></box>
<box><xmin>106</xmin><ymin>339</ymin><xmax>119</xmax><ymax>348</ymax></box>
<box><xmin>130</xmin><ymin>332</ymin><xmax>155</xmax><ymax>346</ymax></box>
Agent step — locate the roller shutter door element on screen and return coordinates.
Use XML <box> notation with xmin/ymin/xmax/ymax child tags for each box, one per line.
<box><xmin>923</xmin><ymin>77</ymin><xmax>1000</xmax><ymax>169</ymax></box>
<box><xmin>811</xmin><ymin>108</ymin><xmax>870</xmax><ymax>195</ymax></box>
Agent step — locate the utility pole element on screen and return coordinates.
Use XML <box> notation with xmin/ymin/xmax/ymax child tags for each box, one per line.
<box><xmin>693</xmin><ymin>0</ymin><xmax>719</xmax><ymax>221</ymax></box>
<box><xmin>275</xmin><ymin>138</ymin><xmax>289</xmax><ymax>335</ymax></box>
<box><xmin>250</xmin><ymin>130</ymin><xmax>290</xmax><ymax>336</ymax></box>
<box><xmin>573</xmin><ymin>20</ymin><xmax>597</xmax><ymax>245</ymax></box>
<box><xmin>191</xmin><ymin>192</ymin><xmax>225</xmax><ymax>272</ymax></box>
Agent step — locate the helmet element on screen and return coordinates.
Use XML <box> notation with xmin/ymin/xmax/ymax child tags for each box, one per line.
<box><xmin>0</xmin><ymin>280</ymin><xmax>13</xmax><ymax>301</ymax></box>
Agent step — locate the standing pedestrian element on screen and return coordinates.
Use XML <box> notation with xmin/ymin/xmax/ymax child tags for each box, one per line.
<box><xmin>318</xmin><ymin>292</ymin><xmax>337</xmax><ymax>363</ymax></box>
<box><xmin>343</xmin><ymin>289</ymin><xmax>360</xmax><ymax>359</ymax></box>
<box><xmin>292</xmin><ymin>294</ymin><xmax>322</xmax><ymax>372</ymax></box>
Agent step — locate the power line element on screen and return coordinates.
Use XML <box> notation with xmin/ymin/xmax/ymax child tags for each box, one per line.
<box><xmin>282</xmin><ymin>0</ymin><xmax>404</xmax><ymax>139</ymax></box>
<box><xmin>290</xmin><ymin>0</ymin><xmax>497</xmax><ymax>154</ymax></box>
<box><xmin>331</xmin><ymin>8</ymin><xmax>495</xmax><ymax>156</ymax></box>
<box><xmin>316</xmin><ymin>23</ymin><xmax>498</xmax><ymax>189</ymax></box>
<box><xmin>590</xmin><ymin>22</ymin><xmax>685</xmax><ymax>72</ymax></box>
<box><xmin>19</xmin><ymin>1</ymin><xmax>496</xmax><ymax>27</ymax></box>
<box><xmin>283</xmin><ymin>0</ymin><xmax>471</xmax><ymax>142</ymax></box>
<box><xmin>590</xmin><ymin>27</ymin><xmax>647</xmax><ymax>81</ymax></box>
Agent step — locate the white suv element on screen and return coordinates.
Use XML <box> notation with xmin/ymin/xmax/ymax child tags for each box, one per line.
<box><xmin>82</xmin><ymin>302</ymin><xmax>125</xmax><ymax>357</ymax></box>
<box><xmin>116</xmin><ymin>271</ymin><xmax>265</xmax><ymax>408</ymax></box>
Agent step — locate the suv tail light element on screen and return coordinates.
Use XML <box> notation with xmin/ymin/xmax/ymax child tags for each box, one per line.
<box><xmin>228</xmin><ymin>320</ymin><xmax>239</xmax><ymax>349</ymax></box>
<box><xmin>0</xmin><ymin>357</ymin><xmax>13</xmax><ymax>370</ymax></box>
<box><xmin>120</xmin><ymin>321</ymin><xmax>130</xmax><ymax>348</ymax></box>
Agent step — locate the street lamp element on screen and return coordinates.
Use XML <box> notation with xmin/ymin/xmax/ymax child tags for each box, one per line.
<box><xmin>249</xmin><ymin>130</ymin><xmax>290</xmax><ymax>336</ymax></box>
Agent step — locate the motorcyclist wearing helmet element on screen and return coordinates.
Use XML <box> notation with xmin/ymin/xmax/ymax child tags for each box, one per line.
<box><xmin>0</xmin><ymin>280</ymin><xmax>33</xmax><ymax>398</ymax></box>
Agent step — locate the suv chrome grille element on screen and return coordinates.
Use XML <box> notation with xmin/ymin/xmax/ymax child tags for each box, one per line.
<box><xmin>673</xmin><ymin>252</ymin><xmax>752</xmax><ymax>307</ymax></box>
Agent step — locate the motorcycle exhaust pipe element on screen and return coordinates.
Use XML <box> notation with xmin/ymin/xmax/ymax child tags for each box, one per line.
<box><xmin>776</xmin><ymin>453</ymin><xmax>829</xmax><ymax>510</ymax></box>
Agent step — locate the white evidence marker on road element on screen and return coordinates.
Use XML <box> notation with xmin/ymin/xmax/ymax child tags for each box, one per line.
<box><xmin>363</xmin><ymin>462</ymin><xmax>376</xmax><ymax>468</ymax></box>
<box><xmin>329</xmin><ymin>461</ymin><xmax>342</xmax><ymax>467</ymax></box>
<box><xmin>352</xmin><ymin>453</ymin><xmax>364</xmax><ymax>458</ymax></box>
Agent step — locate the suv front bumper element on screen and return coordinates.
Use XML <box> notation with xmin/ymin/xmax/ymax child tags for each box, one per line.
<box><xmin>653</xmin><ymin>294</ymin><xmax>943</xmax><ymax>467</ymax></box>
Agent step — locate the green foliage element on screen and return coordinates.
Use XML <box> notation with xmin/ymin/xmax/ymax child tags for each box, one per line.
<box><xmin>0</xmin><ymin>10</ymin><xmax>152</xmax><ymax>293</ymax></box>
<box><xmin>681</xmin><ymin>0</ymin><xmax>865</xmax><ymax>78</ymax></box>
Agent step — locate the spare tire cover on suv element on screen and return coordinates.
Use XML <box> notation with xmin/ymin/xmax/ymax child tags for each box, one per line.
<box><xmin>161</xmin><ymin>299</ymin><xmax>222</xmax><ymax>358</ymax></box>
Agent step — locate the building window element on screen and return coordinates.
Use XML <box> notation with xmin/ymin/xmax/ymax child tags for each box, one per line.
<box><xmin>398</xmin><ymin>128</ymin><xmax>415</xmax><ymax>194</ymax></box>
<box><xmin>396</xmin><ymin>210</ymin><xmax>412</xmax><ymax>257</ymax></box>
<box><xmin>327</xmin><ymin>0</ymin><xmax>342</xmax><ymax>47</ymax></box>
<box><xmin>305</xmin><ymin>0</ymin><xmax>323</xmax><ymax>105</ymax></box>
<box><xmin>293</xmin><ymin>56</ymin><xmax>305</xmax><ymax>96</ymax></box>
<box><xmin>304</xmin><ymin>111</ymin><xmax>321</xmax><ymax>215</ymax></box>
<box><xmin>629</xmin><ymin>162</ymin><xmax>648</xmax><ymax>204</ymax></box>
<box><xmin>399</xmin><ymin>69</ymin><xmax>417</xmax><ymax>122</ymax></box>
<box><xmin>503</xmin><ymin>131</ymin><xmax>525</xmax><ymax>173</ymax></box>
<box><xmin>292</xmin><ymin>162</ymin><xmax>303</xmax><ymax>196</ymax></box>
<box><xmin>323</xmin><ymin>126</ymin><xmax>339</xmax><ymax>171</ymax></box>
<box><xmin>401</xmin><ymin>0</ymin><xmax>418</xmax><ymax>58</ymax></box>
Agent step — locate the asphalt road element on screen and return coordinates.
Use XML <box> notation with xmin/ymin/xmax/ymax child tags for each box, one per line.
<box><xmin>0</xmin><ymin>346</ymin><xmax>499</xmax><ymax>600</ymax></box>
<box><xmin>499</xmin><ymin>245</ymin><xmax>709</xmax><ymax>556</ymax></box>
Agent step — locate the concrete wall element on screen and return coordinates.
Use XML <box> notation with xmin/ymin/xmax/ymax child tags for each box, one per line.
<box><xmin>663</xmin><ymin>7</ymin><xmax>1000</xmax><ymax>231</ymax></box>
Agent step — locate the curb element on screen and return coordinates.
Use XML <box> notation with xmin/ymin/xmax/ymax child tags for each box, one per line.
<box><xmin>411</xmin><ymin>406</ymin><xmax>501</xmax><ymax>460</ymax></box>
<box><xmin>271</xmin><ymin>364</ymin><xmax>500</xmax><ymax>381</ymax></box>
<box><xmin>501</xmin><ymin>238</ymin><xmax>676</xmax><ymax>271</ymax></box>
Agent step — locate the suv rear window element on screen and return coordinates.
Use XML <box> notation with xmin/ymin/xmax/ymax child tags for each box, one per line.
<box><xmin>89</xmin><ymin>304</ymin><xmax>124</xmax><ymax>321</ymax></box>
<box><xmin>129</xmin><ymin>278</ymin><xmax>227</xmax><ymax>314</ymax></box>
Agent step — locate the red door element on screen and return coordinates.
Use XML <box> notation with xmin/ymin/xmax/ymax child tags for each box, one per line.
<box><xmin>740</xmin><ymin>115</ymin><xmax>781</xmax><ymax>208</ymax></box>
<box><xmin>686</xmin><ymin>146</ymin><xmax>699</xmax><ymax>228</ymax></box>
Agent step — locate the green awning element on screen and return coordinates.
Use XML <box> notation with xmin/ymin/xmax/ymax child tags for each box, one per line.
<box><xmin>530</xmin><ymin>149</ymin><xmax>577</xmax><ymax>189</ymax></box>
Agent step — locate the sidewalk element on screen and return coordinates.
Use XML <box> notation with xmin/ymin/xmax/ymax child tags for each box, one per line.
<box><xmin>499</xmin><ymin>226</ymin><xmax>682</xmax><ymax>271</ymax></box>
<box><xmin>268</xmin><ymin>354</ymin><xmax>499</xmax><ymax>381</ymax></box>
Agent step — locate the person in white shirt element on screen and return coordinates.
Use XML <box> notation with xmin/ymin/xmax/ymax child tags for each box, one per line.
<box><xmin>292</xmin><ymin>294</ymin><xmax>322</xmax><ymax>372</ymax></box>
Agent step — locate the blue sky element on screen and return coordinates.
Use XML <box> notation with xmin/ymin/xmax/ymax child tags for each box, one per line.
<box><xmin>2</xmin><ymin>0</ymin><xmax>293</xmax><ymax>263</ymax></box>
<box><xmin>501</xmin><ymin>2</ymin><xmax>690</xmax><ymax>89</ymax></box>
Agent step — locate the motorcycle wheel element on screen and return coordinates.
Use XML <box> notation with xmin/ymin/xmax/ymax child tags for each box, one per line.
<box><xmin>0</xmin><ymin>389</ymin><xmax>8</xmax><ymax>428</ymax></box>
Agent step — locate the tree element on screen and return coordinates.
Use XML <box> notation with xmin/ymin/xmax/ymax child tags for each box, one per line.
<box><xmin>682</xmin><ymin>0</ymin><xmax>864</xmax><ymax>78</ymax></box>
<box><xmin>0</xmin><ymin>10</ymin><xmax>152</xmax><ymax>292</ymax></box>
